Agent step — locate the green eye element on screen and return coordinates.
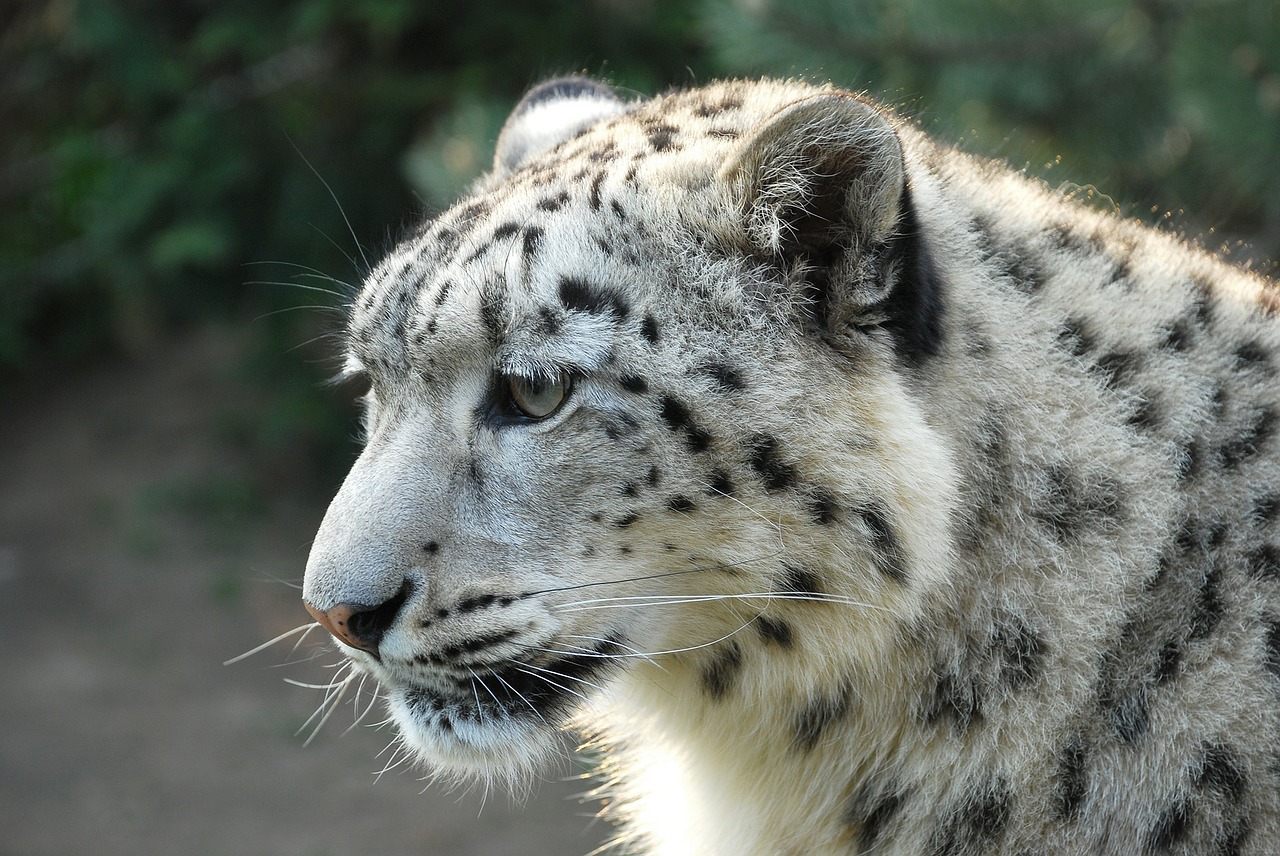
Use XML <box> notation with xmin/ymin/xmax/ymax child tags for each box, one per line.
<box><xmin>507</xmin><ymin>373</ymin><xmax>571</xmax><ymax>419</ymax></box>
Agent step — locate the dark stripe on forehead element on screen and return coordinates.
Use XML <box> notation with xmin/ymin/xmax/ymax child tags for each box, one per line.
<box><xmin>479</xmin><ymin>277</ymin><xmax>509</xmax><ymax>340</ymax></box>
<box><xmin>559</xmin><ymin>276</ymin><xmax>630</xmax><ymax>318</ymax></box>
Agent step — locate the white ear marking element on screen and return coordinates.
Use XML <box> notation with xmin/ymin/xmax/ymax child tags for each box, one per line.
<box><xmin>493</xmin><ymin>76</ymin><xmax>627</xmax><ymax>177</ymax></box>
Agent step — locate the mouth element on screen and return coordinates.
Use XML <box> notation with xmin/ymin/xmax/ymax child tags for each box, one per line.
<box><xmin>379</xmin><ymin>634</ymin><xmax>630</xmax><ymax>777</ymax></box>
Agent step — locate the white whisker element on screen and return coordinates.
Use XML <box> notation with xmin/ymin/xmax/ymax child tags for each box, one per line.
<box><xmin>224</xmin><ymin>622</ymin><xmax>323</xmax><ymax>665</ymax></box>
<box><xmin>513</xmin><ymin>661</ymin><xmax>602</xmax><ymax>696</ymax></box>
<box><xmin>555</xmin><ymin>592</ymin><xmax>886</xmax><ymax>612</ymax></box>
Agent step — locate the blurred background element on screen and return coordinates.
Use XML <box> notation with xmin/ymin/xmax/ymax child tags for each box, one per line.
<box><xmin>2</xmin><ymin>1</ymin><xmax>1277</xmax><ymax>854</ymax></box>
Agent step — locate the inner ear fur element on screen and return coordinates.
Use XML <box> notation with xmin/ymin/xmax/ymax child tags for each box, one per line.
<box><xmin>721</xmin><ymin>93</ymin><xmax>906</xmax><ymax>258</ymax></box>
<box><xmin>719</xmin><ymin>94</ymin><xmax>940</xmax><ymax>349</ymax></box>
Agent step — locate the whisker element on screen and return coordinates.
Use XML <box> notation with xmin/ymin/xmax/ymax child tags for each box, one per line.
<box><xmin>297</xmin><ymin>663</ymin><xmax>355</xmax><ymax>744</ymax></box>
<box><xmin>468</xmin><ymin>668</ymin><xmax>491</xmax><ymax>726</ymax></box>
<box><xmin>243</xmin><ymin>259</ymin><xmax>357</xmax><ymax>290</ymax></box>
<box><xmin>242</xmin><ymin>277</ymin><xmax>351</xmax><ymax>301</ymax></box>
<box><xmin>252</xmin><ymin>303</ymin><xmax>348</xmax><ymax>322</ymax></box>
<box><xmin>341</xmin><ymin>673</ymin><xmax>380</xmax><ymax>735</ymax></box>
<box><xmin>555</xmin><ymin>592</ymin><xmax>886</xmax><ymax>612</ymax></box>
<box><xmin>513</xmin><ymin>661</ymin><xmax>603</xmax><ymax>695</ymax></box>
<box><xmin>696</xmin><ymin>477</ymin><xmax>786</xmax><ymax>549</ymax></box>
<box><xmin>489</xmin><ymin>670</ymin><xmax>550</xmax><ymax>723</ymax></box>
<box><xmin>524</xmin><ymin>551</ymin><xmax>784</xmax><ymax>598</ymax></box>
<box><xmin>508</xmin><ymin>665</ymin><xmax>590</xmax><ymax>708</ymax></box>
<box><xmin>287</xmin><ymin>135</ymin><xmax>371</xmax><ymax>274</ymax></box>
<box><xmin>551</xmin><ymin>635</ymin><xmax>665</xmax><ymax>670</ymax></box>
<box><xmin>223</xmin><ymin>622</ymin><xmax>322</xmax><ymax>665</ymax></box>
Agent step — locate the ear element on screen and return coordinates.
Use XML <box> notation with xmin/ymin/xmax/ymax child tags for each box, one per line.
<box><xmin>720</xmin><ymin>94</ymin><xmax>943</xmax><ymax>363</ymax></box>
<box><xmin>493</xmin><ymin>76</ymin><xmax>627</xmax><ymax>177</ymax></box>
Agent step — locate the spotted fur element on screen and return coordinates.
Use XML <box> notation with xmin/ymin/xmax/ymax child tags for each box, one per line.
<box><xmin>302</xmin><ymin>77</ymin><xmax>1280</xmax><ymax>854</ymax></box>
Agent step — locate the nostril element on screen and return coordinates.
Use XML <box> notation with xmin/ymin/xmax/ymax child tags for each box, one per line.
<box><xmin>304</xmin><ymin>582</ymin><xmax>411</xmax><ymax>655</ymax></box>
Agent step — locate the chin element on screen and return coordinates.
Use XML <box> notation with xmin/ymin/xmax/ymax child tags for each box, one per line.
<box><xmin>385</xmin><ymin>684</ymin><xmax>566</xmax><ymax>789</ymax></box>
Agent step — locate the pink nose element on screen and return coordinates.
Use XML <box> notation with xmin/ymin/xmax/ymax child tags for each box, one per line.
<box><xmin>304</xmin><ymin>601</ymin><xmax>383</xmax><ymax>653</ymax></box>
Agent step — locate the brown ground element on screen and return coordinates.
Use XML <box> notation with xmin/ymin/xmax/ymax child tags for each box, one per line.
<box><xmin>0</xmin><ymin>327</ymin><xmax>607</xmax><ymax>856</ymax></box>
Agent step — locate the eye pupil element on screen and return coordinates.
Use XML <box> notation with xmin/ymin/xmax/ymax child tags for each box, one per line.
<box><xmin>507</xmin><ymin>373</ymin><xmax>570</xmax><ymax>419</ymax></box>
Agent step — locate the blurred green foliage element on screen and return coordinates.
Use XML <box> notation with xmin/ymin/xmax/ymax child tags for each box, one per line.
<box><xmin>4</xmin><ymin>0</ymin><xmax>1277</xmax><ymax>488</ymax></box>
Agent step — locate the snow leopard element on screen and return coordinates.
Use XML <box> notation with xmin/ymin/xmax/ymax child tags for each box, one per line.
<box><xmin>300</xmin><ymin>76</ymin><xmax>1280</xmax><ymax>855</ymax></box>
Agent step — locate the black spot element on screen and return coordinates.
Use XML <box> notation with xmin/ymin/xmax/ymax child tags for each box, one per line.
<box><xmin>492</xmin><ymin>222</ymin><xmax>519</xmax><ymax>242</ymax></box>
<box><xmin>1108</xmin><ymin>689</ymin><xmax>1150</xmax><ymax>743</ymax></box>
<box><xmin>614</xmin><ymin>512</ymin><xmax>639</xmax><ymax>528</ymax></box>
<box><xmin>646</xmin><ymin>465</ymin><xmax>661</xmax><ymax>486</ymax></box>
<box><xmin>536</xmin><ymin>306</ymin><xmax>562</xmax><ymax>335</ymax></box>
<box><xmin>588</xmin><ymin>173</ymin><xmax>605</xmax><ymax>210</ymax></box>
<box><xmin>809</xmin><ymin>490</ymin><xmax>838</xmax><ymax>525</ymax></box>
<box><xmin>1036</xmin><ymin>465</ymin><xmax>1122</xmax><ymax>542</ymax></box>
<box><xmin>477</xmin><ymin>283</ymin><xmax>507</xmax><ymax>339</ymax></box>
<box><xmin>792</xmin><ymin>681</ymin><xmax>855</xmax><ymax>751</ymax></box>
<box><xmin>521</xmin><ymin>226</ymin><xmax>543</xmax><ymax>258</ymax></box>
<box><xmin>1145</xmin><ymin>797</ymin><xmax>1193</xmax><ymax>853</ymax></box>
<box><xmin>1050</xmin><ymin>222</ymin><xmax>1106</xmax><ymax>256</ymax></box>
<box><xmin>1057</xmin><ymin>737</ymin><xmax>1088</xmax><ymax>819</ymax></box>
<box><xmin>1160</xmin><ymin>317</ymin><xmax>1194</xmax><ymax>351</ymax></box>
<box><xmin>1211</xmin><ymin>384</ymin><xmax>1229</xmax><ymax>418</ymax></box>
<box><xmin>1189</xmin><ymin>566</ymin><xmax>1225</xmax><ymax>640</ymax></box>
<box><xmin>640</xmin><ymin>313</ymin><xmax>660</xmax><ymax>344</ymax></box>
<box><xmin>1253</xmin><ymin>494</ymin><xmax>1280</xmax><ymax>523</ymax></box>
<box><xmin>1264</xmin><ymin>617</ymin><xmax>1280</xmax><ymax>679</ymax></box>
<box><xmin>754</xmin><ymin>615</ymin><xmax>794</xmax><ymax>648</ymax></box>
<box><xmin>701</xmin><ymin>643</ymin><xmax>742</xmax><ymax>698</ymax></box>
<box><xmin>747</xmin><ymin>433</ymin><xmax>796</xmax><ymax>491</ymax></box>
<box><xmin>609</xmin><ymin>199</ymin><xmax>626</xmax><ymax>219</ymax></box>
<box><xmin>666</xmin><ymin>495</ymin><xmax>695</xmax><ymax>513</ymax></box>
<box><xmin>648</xmin><ymin>124</ymin><xmax>678</xmax><ymax>151</ymax></box>
<box><xmin>455</xmin><ymin>593</ymin><xmax>500</xmax><ymax>614</ymax></box>
<box><xmin>1235</xmin><ymin>341</ymin><xmax>1271</xmax><ymax>371</ymax></box>
<box><xmin>926</xmin><ymin>777</ymin><xmax>1012</xmax><ymax>856</ymax></box>
<box><xmin>537</xmin><ymin>191</ymin><xmax>569</xmax><ymax>211</ymax></box>
<box><xmin>468</xmin><ymin>454</ymin><xmax>485</xmax><ymax>486</ymax></box>
<box><xmin>659</xmin><ymin>396</ymin><xmax>712</xmax><ymax>452</ymax></box>
<box><xmin>859</xmin><ymin>503</ymin><xmax>909</xmax><ymax>583</ymax></box>
<box><xmin>1187</xmin><ymin>278</ymin><xmax>1218</xmax><ymax>324</ymax></box>
<box><xmin>1249</xmin><ymin>545</ymin><xmax>1280</xmax><ymax>580</ymax></box>
<box><xmin>619</xmin><ymin>375</ymin><xmax>648</xmax><ymax>394</ymax></box>
<box><xmin>1156</xmin><ymin>638</ymin><xmax>1183</xmax><ymax>684</ymax></box>
<box><xmin>558</xmin><ymin>275</ymin><xmax>629</xmax><ymax>319</ymax></box>
<box><xmin>1220</xmin><ymin>408</ymin><xmax>1276</xmax><ymax>468</ymax></box>
<box><xmin>778</xmin><ymin>564</ymin><xmax>823</xmax><ymax>595</ymax></box>
<box><xmin>432</xmin><ymin>278</ymin><xmax>454</xmax><ymax>307</ymax></box>
<box><xmin>976</xmin><ymin>218</ymin><xmax>1043</xmax><ymax>293</ymax></box>
<box><xmin>846</xmin><ymin>781</ymin><xmax>908</xmax><ymax>851</ymax></box>
<box><xmin>702</xmin><ymin>362</ymin><xmax>745</xmax><ymax>392</ymax></box>
<box><xmin>1195</xmin><ymin>744</ymin><xmax>1247</xmax><ymax>801</ymax></box>
<box><xmin>1094</xmin><ymin>350</ymin><xmax>1141</xmax><ymax>388</ymax></box>
<box><xmin>1129</xmin><ymin>395</ymin><xmax>1162</xmax><ymax>431</ymax></box>
<box><xmin>995</xmin><ymin>618</ymin><xmax>1045</xmax><ymax>689</ymax></box>
<box><xmin>1177</xmin><ymin>438</ymin><xmax>1201</xmax><ymax>482</ymax></box>
<box><xmin>1058</xmin><ymin>317</ymin><xmax>1095</xmax><ymax>356</ymax></box>
<box><xmin>1218</xmin><ymin>820</ymin><xmax>1253</xmax><ymax>856</ymax></box>
<box><xmin>922</xmin><ymin>671</ymin><xmax>983</xmax><ymax>731</ymax></box>
<box><xmin>620</xmin><ymin>482</ymin><xmax>638</xmax><ymax>497</ymax></box>
<box><xmin>706</xmin><ymin>469</ymin><xmax>735</xmax><ymax>497</ymax></box>
<box><xmin>423</xmin><ymin>541</ymin><xmax>440</xmax><ymax>554</ymax></box>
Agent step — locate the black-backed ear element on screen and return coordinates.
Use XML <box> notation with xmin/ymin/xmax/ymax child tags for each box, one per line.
<box><xmin>719</xmin><ymin>94</ymin><xmax>943</xmax><ymax>364</ymax></box>
<box><xmin>493</xmin><ymin>76</ymin><xmax>627</xmax><ymax>177</ymax></box>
